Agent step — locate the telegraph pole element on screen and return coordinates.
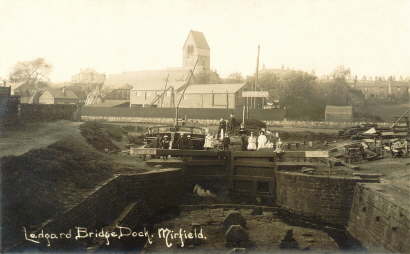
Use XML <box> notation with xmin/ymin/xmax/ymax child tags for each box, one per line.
<box><xmin>254</xmin><ymin>45</ymin><xmax>260</xmax><ymax>109</ymax></box>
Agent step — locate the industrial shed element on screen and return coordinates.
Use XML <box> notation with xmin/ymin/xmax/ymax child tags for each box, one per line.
<box><xmin>179</xmin><ymin>83</ymin><xmax>246</xmax><ymax>109</ymax></box>
<box><xmin>325</xmin><ymin>105</ymin><xmax>353</xmax><ymax>122</ymax></box>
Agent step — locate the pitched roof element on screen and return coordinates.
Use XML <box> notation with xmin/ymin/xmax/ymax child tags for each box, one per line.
<box><xmin>46</xmin><ymin>88</ymin><xmax>78</xmax><ymax>99</ymax></box>
<box><xmin>184</xmin><ymin>83</ymin><xmax>246</xmax><ymax>94</ymax></box>
<box><xmin>106</xmin><ymin>68</ymin><xmax>191</xmax><ymax>91</ymax></box>
<box><xmin>185</xmin><ymin>30</ymin><xmax>210</xmax><ymax>49</ymax></box>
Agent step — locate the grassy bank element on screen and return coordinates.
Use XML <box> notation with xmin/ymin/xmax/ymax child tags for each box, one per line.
<box><xmin>0</xmin><ymin>135</ymin><xmax>116</xmax><ymax>248</ymax></box>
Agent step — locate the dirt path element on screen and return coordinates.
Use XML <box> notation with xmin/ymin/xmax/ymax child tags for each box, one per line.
<box><xmin>0</xmin><ymin>121</ymin><xmax>83</xmax><ymax>158</ymax></box>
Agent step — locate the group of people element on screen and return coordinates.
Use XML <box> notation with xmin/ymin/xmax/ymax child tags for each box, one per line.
<box><xmin>241</xmin><ymin>128</ymin><xmax>282</xmax><ymax>152</ymax></box>
<box><xmin>202</xmin><ymin>114</ymin><xmax>236</xmax><ymax>151</ymax></box>
<box><xmin>203</xmin><ymin>129</ymin><xmax>230</xmax><ymax>150</ymax></box>
<box><xmin>217</xmin><ymin>114</ymin><xmax>237</xmax><ymax>139</ymax></box>
<box><xmin>159</xmin><ymin>133</ymin><xmax>196</xmax><ymax>150</ymax></box>
<box><xmin>203</xmin><ymin>113</ymin><xmax>284</xmax><ymax>152</ymax></box>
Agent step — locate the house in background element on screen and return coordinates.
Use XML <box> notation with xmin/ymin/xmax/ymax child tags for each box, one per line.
<box><xmin>39</xmin><ymin>87</ymin><xmax>79</xmax><ymax>104</ymax></box>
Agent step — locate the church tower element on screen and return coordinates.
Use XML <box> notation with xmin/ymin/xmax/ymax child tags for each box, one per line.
<box><xmin>182</xmin><ymin>30</ymin><xmax>210</xmax><ymax>72</ymax></box>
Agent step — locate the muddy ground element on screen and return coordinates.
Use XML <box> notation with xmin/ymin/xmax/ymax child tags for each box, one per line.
<box><xmin>145</xmin><ymin>207</ymin><xmax>339</xmax><ymax>252</ymax></box>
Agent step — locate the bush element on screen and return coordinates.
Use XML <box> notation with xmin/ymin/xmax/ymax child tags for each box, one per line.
<box><xmin>79</xmin><ymin>122</ymin><xmax>120</xmax><ymax>151</ymax></box>
<box><xmin>103</xmin><ymin>124</ymin><xmax>126</xmax><ymax>141</ymax></box>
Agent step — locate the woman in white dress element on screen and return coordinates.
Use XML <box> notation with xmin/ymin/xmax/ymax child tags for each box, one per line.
<box><xmin>257</xmin><ymin>131</ymin><xmax>267</xmax><ymax>150</ymax></box>
<box><xmin>203</xmin><ymin>133</ymin><xmax>214</xmax><ymax>150</ymax></box>
<box><xmin>247</xmin><ymin>132</ymin><xmax>257</xmax><ymax>151</ymax></box>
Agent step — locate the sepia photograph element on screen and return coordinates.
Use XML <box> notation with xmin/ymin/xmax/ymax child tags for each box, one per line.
<box><xmin>0</xmin><ymin>0</ymin><xmax>409</xmax><ymax>253</ymax></box>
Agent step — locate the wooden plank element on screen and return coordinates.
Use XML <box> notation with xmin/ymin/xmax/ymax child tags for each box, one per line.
<box><xmin>186</xmin><ymin>160</ymin><xmax>225</xmax><ymax>166</ymax></box>
<box><xmin>145</xmin><ymin>159</ymin><xmax>184</xmax><ymax>167</ymax></box>
<box><xmin>352</xmin><ymin>173</ymin><xmax>383</xmax><ymax>178</ymax></box>
<box><xmin>275</xmin><ymin>162</ymin><xmax>318</xmax><ymax>167</ymax></box>
<box><xmin>233</xmin><ymin>151</ymin><xmax>306</xmax><ymax>158</ymax></box>
<box><xmin>233</xmin><ymin>151</ymin><xmax>275</xmax><ymax>158</ymax></box>
<box><xmin>156</xmin><ymin>149</ymin><xmax>227</xmax><ymax>157</ymax></box>
<box><xmin>281</xmin><ymin>152</ymin><xmax>310</xmax><ymax>158</ymax></box>
<box><xmin>130</xmin><ymin>148</ymin><xmax>157</xmax><ymax>155</ymax></box>
<box><xmin>305</xmin><ymin>151</ymin><xmax>329</xmax><ymax>158</ymax></box>
<box><xmin>234</xmin><ymin>159</ymin><xmax>276</xmax><ymax>168</ymax></box>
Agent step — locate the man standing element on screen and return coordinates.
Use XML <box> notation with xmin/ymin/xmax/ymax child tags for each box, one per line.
<box><xmin>239</xmin><ymin>125</ymin><xmax>248</xmax><ymax>151</ymax></box>
<box><xmin>228</xmin><ymin>113</ymin><xmax>237</xmax><ymax>134</ymax></box>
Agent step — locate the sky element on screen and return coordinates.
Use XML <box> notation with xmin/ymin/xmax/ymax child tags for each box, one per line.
<box><xmin>1</xmin><ymin>0</ymin><xmax>410</xmax><ymax>82</ymax></box>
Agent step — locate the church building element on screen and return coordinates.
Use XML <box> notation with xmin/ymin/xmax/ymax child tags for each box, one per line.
<box><xmin>182</xmin><ymin>30</ymin><xmax>210</xmax><ymax>73</ymax></box>
<box><xmin>103</xmin><ymin>30</ymin><xmax>246</xmax><ymax>109</ymax></box>
<box><xmin>104</xmin><ymin>30</ymin><xmax>214</xmax><ymax>107</ymax></box>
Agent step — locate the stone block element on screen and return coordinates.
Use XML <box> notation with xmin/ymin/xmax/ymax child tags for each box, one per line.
<box><xmin>223</xmin><ymin>211</ymin><xmax>247</xmax><ymax>229</ymax></box>
<box><xmin>225</xmin><ymin>225</ymin><xmax>249</xmax><ymax>246</ymax></box>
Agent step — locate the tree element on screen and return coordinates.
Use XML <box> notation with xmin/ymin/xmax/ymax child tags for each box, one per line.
<box><xmin>9</xmin><ymin>58</ymin><xmax>52</xmax><ymax>85</ymax></box>
<box><xmin>277</xmin><ymin>71</ymin><xmax>325</xmax><ymax>120</ymax></box>
<box><xmin>247</xmin><ymin>70</ymin><xmax>326</xmax><ymax>120</ymax></box>
<box><xmin>223</xmin><ymin>72</ymin><xmax>244</xmax><ymax>83</ymax></box>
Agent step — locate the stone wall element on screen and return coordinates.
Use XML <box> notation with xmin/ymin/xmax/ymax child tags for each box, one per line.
<box><xmin>20</xmin><ymin>103</ymin><xmax>79</xmax><ymax>122</ymax></box>
<box><xmin>8</xmin><ymin>168</ymin><xmax>185</xmax><ymax>251</ymax></box>
<box><xmin>118</xmin><ymin>168</ymin><xmax>187</xmax><ymax>210</ymax></box>
<box><xmin>347</xmin><ymin>183</ymin><xmax>410</xmax><ymax>253</ymax></box>
<box><xmin>275</xmin><ymin>172</ymin><xmax>371</xmax><ymax>226</ymax></box>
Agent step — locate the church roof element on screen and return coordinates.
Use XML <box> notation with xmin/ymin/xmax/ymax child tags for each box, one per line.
<box><xmin>106</xmin><ymin>68</ymin><xmax>191</xmax><ymax>91</ymax></box>
<box><xmin>185</xmin><ymin>30</ymin><xmax>210</xmax><ymax>49</ymax></box>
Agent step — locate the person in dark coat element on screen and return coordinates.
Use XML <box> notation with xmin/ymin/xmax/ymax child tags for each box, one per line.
<box><xmin>160</xmin><ymin>135</ymin><xmax>170</xmax><ymax>160</ymax></box>
<box><xmin>239</xmin><ymin>124</ymin><xmax>248</xmax><ymax>151</ymax></box>
<box><xmin>161</xmin><ymin>135</ymin><xmax>170</xmax><ymax>149</ymax></box>
<box><xmin>223</xmin><ymin>134</ymin><xmax>231</xmax><ymax>151</ymax></box>
<box><xmin>186</xmin><ymin>134</ymin><xmax>193</xmax><ymax>150</ymax></box>
<box><xmin>228</xmin><ymin>113</ymin><xmax>237</xmax><ymax>134</ymax></box>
